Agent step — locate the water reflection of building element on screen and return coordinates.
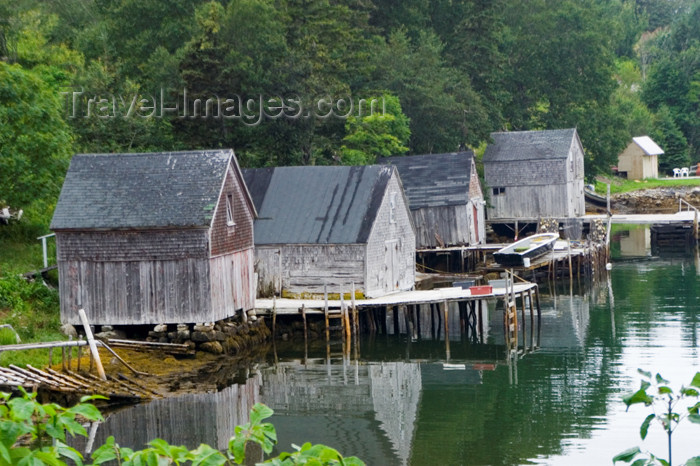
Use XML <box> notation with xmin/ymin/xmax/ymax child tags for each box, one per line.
<box><xmin>71</xmin><ymin>375</ymin><xmax>261</xmax><ymax>454</ymax></box>
<box><xmin>539</xmin><ymin>294</ymin><xmax>590</xmax><ymax>348</ymax></box>
<box><xmin>66</xmin><ymin>294</ymin><xmax>594</xmax><ymax>465</ymax></box>
<box><xmin>618</xmin><ymin>227</ymin><xmax>651</xmax><ymax>257</ymax></box>
<box><xmin>260</xmin><ymin>361</ymin><xmax>421</xmax><ymax>466</ymax></box>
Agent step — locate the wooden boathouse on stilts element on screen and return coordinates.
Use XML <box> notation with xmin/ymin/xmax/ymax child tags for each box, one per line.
<box><xmin>51</xmin><ymin>149</ymin><xmax>257</xmax><ymax>327</ymax></box>
<box><xmin>242</xmin><ymin>165</ymin><xmax>416</xmax><ymax>299</ymax></box>
<box><xmin>378</xmin><ymin>150</ymin><xmax>486</xmax><ymax>274</ymax></box>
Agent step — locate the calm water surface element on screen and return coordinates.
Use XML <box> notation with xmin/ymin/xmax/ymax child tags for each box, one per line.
<box><xmin>83</xmin><ymin>229</ymin><xmax>700</xmax><ymax>465</ymax></box>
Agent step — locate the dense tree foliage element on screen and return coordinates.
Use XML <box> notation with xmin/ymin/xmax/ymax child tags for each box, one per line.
<box><xmin>2</xmin><ymin>0</ymin><xmax>700</xmax><ymax>228</ymax></box>
<box><xmin>340</xmin><ymin>93</ymin><xmax>410</xmax><ymax>165</ymax></box>
<box><xmin>642</xmin><ymin>2</ymin><xmax>700</xmax><ymax>165</ymax></box>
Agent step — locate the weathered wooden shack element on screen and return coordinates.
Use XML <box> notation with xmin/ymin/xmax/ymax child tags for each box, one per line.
<box><xmin>51</xmin><ymin>149</ymin><xmax>256</xmax><ymax>326</ymax></box>
<box><xmin>483</xmin><ymin>129</ymin><xmax>585</xmax><ymax>219</ymax></box>
<box><xmin>617</xmin><ymin>136</ymin><xmax>664</xmax><ymax>179</ymax></box>
<box><xmin>242</xmin><ymin>165</ymin><xmax>415</xmax><ymax>298</ymax></box>
<box><xmin>379</xmin><ymin>151</ymin><xmax>485</xmax><ymax>248</ymax></box>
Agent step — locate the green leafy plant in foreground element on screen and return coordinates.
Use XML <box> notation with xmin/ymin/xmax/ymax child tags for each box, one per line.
<box><xmin>614</xmin><ymin>369</ymin><xmax>700</xmax><ymax>466</ymax></box>
<box><xmin>0</xmin><ymin>387</ymin><xmax>105</xmax><ymax>466</ymax></box>
<box><xmin>0</xmin><ymin>389</ymin><xmax>364</xmax><ymax>465</ymax></box>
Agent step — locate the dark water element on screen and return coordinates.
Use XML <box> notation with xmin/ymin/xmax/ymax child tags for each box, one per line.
<box><xmin>78</xmin><ymin>229</ymin><xmax>700</xmax><ymax>465</ymax></box>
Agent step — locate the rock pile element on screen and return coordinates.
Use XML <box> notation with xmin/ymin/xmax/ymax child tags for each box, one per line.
<box><xmin>588</xmin><ymin>219</ymin><xmax>607</xmax><ymax>243</ymax></box>
<box><xmin>537</xmin><ymin>218</ymin><xmax>559</xmax><ymax>233</ymax></box>
<box><xmin>613</xmin><ymin>187</ymin><xmax>700</xmax><ymax>213</ymax></box>
<box><xmin>145</xmin><ymin>317</ymin><xmax>270</xmax><ymax>355</ymax></box>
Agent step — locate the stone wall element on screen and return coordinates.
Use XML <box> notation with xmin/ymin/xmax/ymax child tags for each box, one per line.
<box><xmin>93</xmin><ymin>313</ymin><xmax>271</xmax><ymax>355</ymax></box>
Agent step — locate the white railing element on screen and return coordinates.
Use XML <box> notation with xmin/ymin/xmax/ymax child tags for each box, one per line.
<box><xmin>37</xmin><ymin>233</ymin><xmax>55</xmax><ymax>268</ymax></box>
<box><xmin>678</xmin><ymin>198</ymin><xmax>699</xmax><ymax>214</ymax></box>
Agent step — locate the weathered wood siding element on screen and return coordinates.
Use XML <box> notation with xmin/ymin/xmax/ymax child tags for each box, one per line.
<box><xmin>486</xmin><ymin>152</ymin><xmax>584</xmax><ymax>218</ymax></box>
<box><xmin>567</xmin><ymin>136</ymin><xmax>586</xmax><ymax>216</ymax></box>
<box><xmin>489</xmin><ymin>184</ymin><xmax>572</xmax><ymax>219</ymax></box>
<box><xmin>365</xmin><ymin>173</ymin><xmax>415</xmax><ymax>297</ymax></box>
<box><xmin>411</xmin><ymin>158</ymin><xmax>485</xmax><ymax>248</ymax></box>
<box><xmin>56</xmin><ymin>230</ymin><xmax>210</xmax><ymax>261</ymax></box>
<box><xmin>467</xmin><ymin>200</ymin><xmax>485</xmax><ymax>244</ymax></box>
<box><xmin>208</xmin><ymin>164</ymin><xmax>256</xmax><ymax>312</ymax></box>
<box><xmin>468</xmin><ymin>162</ymin><xmax>486</xmax><ymax>244</ymax></box>
<box><xmin>210</xmin><ymin>166</ymin><xmax>255</xmax><ymax>256</ymax></box>
<box><xmin>411</xmin><ymin>205</ymin><xmax>470</xmax><ymax>248</ymax></box>
<box><xmin>209</xmin><ymin>247</ymin><xmax>255</xmax><ymax>315</ymax></box>
<box><xmin>56</xmin><ymin>230</ymin><xmax>215</xmax><ymax>325</ymax></box>
<box><xmin>58</xmin><ymin>257</ymin><xmax>212</xmax><ymax>326</ymax></box>
<box><xmin>255</xmin><ymin>244</ymin><xmax>366</xmax><ymax>297</ymax></box>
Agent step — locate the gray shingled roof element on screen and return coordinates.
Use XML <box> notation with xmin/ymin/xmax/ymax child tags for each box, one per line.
<box><xmin>483</xmin><ymin>129</ymin><xmax>577</xmax><ymax>162</ymax></box>
<box><xmin>51</xmin><ymin>150</ymin><xmax>234</xmax><ymax>230</ymax></box>
<box><xmin>242</xmin><ymin>165</ymin><xmax>393</xmax><ymax>245</ymax></box>
<box><xmin>378</xmin><ymin>151</ymin><xmax>475</xmax><ymax>209</ymax></box>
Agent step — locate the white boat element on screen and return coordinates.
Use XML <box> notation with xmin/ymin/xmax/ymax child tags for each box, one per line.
<box><xmin>493</xmin><ymin>232</ymin><xmax>559</xmax><ymax>266</ymax></box>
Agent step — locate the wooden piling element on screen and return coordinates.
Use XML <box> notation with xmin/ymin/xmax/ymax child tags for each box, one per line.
<box><xmin>534</xmin><ymin>285</ymin><xmax>542</xmax><ymax>345</ymax></box>
<box><xmin>67</xmin><ymin>336</ymin><xmax>72</xmax><ymax>370</ymax></box>
<box><xmin>351</xmin><ymin>285</ymin><xmax>358</xmax><ymax>337</ymax></box>
<box><xmin>324</xmin><ymin>285</ymin><xmax>330</xmax><ymax>343</ymax></box>
<box><xmin>77</xmin><ymin>338</ymin><xmax>82</xmax><ymax>372</ymax></box>
<box><xmin>403</xmin><ymin>305</ymin><xmax>413</xmax><ymax>339</ymax></box>
<box><xmin>341</xmin><ymin>296</ymin><xmax>351</xmax><ymax>348</ymax></box>
<box><xmin>301</xmin><ymin>304</ymin><xmax>307</xmax><ymax>348</ymax></box>
<box><xmin>442</xmin><ymin>300</ymin><xmax>450</xmax><ymax>359</ymax></box>
<box><xmin>519</xmin><ymin>292</ymin><xmax>526</xmax><ymax>348</ymax></box>
<box><xmin>78</xmin><ymin>308</ymin><xmax>106</xmax><ymax>381</ymax></box>
<box><xmin>477</xmin><ymin>300</ymin><xmax>484</xmax><ymax>343</ymax></box>
<box><xmin>272</xmin><ymin>296</ymin><xmax>277</xmax><ymax>338</ymax></box>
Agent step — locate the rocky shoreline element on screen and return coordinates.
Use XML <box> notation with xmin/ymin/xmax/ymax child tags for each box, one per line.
<box><xmin>610</xmin><ymin>186</ymin><xmax>700</xmax><ymax>214</ymax></box>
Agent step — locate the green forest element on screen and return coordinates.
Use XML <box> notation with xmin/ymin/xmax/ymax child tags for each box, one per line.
<box><xmin>2</xmin><ymin>0</ymin><xmax>700</xmax><ymax>232</ymax></box>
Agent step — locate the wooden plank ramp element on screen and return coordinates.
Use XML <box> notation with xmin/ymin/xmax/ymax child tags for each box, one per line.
<box><xmin>0</xmin><ymin>339</ymin><xmax>166</xmax><ymax>402</ymax></box>
<box><xmin>0</xmin><ymin>364</ymin><xmax>158</xmax><ymax>402</ymax></box>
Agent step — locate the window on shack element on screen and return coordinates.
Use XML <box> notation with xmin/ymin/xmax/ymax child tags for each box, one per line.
<box><xmin>226</xmin><ymin>194</ymin><xmax>235</xmax><ymax>226</ymax></box>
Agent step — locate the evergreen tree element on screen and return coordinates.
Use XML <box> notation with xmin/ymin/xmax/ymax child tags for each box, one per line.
<box><xmin>653</xmin><ymin>105</ymin><xmax>690</xmax><ymax>175</ymax></box>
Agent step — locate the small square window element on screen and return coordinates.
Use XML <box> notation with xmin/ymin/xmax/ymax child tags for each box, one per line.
<box><xmin>226</xmin><ymin>194</ymin><xmax>235</xmax><ymax>226</ymax></box>
<box><xmin>492</xmin><ymin>187</ymin><xmax>506</xmax><ymax>196</ymax></box>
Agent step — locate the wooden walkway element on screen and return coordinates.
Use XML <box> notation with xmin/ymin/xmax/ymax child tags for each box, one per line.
<box><xmin>254</xmin><ymin>282</ymin><xmax>538</xmax><ymax>315</ymax></box>
<box><xmin>257</xmin><ymin>280</ymin><xmax>540</xmax><ymax>356</ymax></box>
<box><xmin>588</xmin><ymin>211</ymin><xmax>697</xmax><ymax>224</ymax></box>
<box><xmin>490</xmin><ymin>211</ymin><xmax>697</xmax><ymax>225</ymax></box>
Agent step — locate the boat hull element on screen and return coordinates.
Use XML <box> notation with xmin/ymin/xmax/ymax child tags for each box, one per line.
<box><xmin>493</xmin><ymin>233</ymin><xmax>559</xmax><ymax>266</ymax></box>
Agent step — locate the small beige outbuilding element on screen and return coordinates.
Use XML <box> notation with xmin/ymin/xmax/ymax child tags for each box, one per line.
<box><xmin>617</xmin><ymin>136</ymin><xmax>664</xmax><ymax>180</ymax></box>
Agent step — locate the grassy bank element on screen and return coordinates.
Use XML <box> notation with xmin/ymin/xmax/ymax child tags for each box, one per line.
<box><xmin>595</xmin><ymin>175</ymin><xmax>700</xmax><ymax>194</ymax></box>
<box><xmin>0</xmin><ymin>226</ymin><xmax>63</xmax><ymax>366</ymax></box>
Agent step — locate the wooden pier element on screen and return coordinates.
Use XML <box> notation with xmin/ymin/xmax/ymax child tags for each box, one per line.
<box><xmin>254</xmin><ymin>281</ymin><xmax>541</xmax><ymax>357</ymax></box>
<box><xmin>419</xmin><ymin>210</ymin><xmax>699</xmax><ymax>276</ymax></box>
